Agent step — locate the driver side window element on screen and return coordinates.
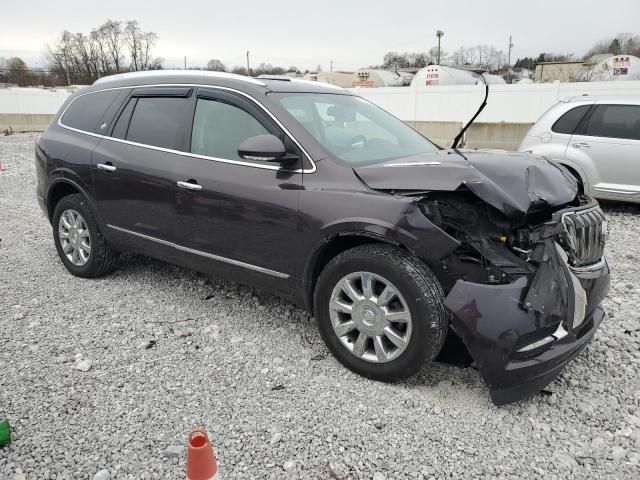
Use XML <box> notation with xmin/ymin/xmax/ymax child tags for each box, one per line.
<box><xmin>191</xmin><ymin>98</ymin><xmax>270</xmax><ymax>161</ymax></box>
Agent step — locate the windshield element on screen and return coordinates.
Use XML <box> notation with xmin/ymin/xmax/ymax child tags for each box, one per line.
<box><xmin>273</xmin><ymin>93</ymin><xmax>438</xmax><ymax>165</ymax></box>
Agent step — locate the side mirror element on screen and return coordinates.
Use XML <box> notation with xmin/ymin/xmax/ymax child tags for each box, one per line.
<box><xmin>238</xmin><ymin>134</ymin><xmax>296</xmax><ymax>163</ymax></box>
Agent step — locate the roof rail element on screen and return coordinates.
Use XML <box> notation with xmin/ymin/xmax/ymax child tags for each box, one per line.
<box><xmin>290</xmin><ymin>78</ymin><xmax>345</xmax><ymax>90</ymax></box>
<box><xmin>256</xmin><ymin>75</ymin><xmax>292</xmax><ymax>81</ymax></box>
<box><xmin>93</xmin><ymin>70</ymin><xmax>266</xmax><ymax>86</ymax></box>
<box><xmin>257</xmin><ymin>76</ymin><xmax>345</xmax><ymax>90</ymax></box>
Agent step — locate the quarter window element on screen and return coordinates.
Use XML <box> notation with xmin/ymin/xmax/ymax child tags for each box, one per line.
<box><xmin>125</xmin><ymin>97</ymin><xmax>190</xmax><ymax>150</ymax></box>
<box><xmin>61</xmin><ymin>90</ymin><xmax>122</xmax><ymax>132</ymax></box>
<box><xmin>551</xmin><ymin>105</ymin><xmax>591</xmax><ymax>134</ymax></box>
<box><xmin>190</xmin><ymin>98</ymin><xmax>270</xmax><ymax>161</ymax></box>
<box><xmin>585</xmin><ymin>105</ymin><xmax>640</xmax><ymax>140</ymax></box>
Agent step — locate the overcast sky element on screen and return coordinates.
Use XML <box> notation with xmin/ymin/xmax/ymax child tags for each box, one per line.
<box><xmin>2</xmin><ymin>0</ymin><xmax>639</xmax><ymax>70</ymax></box>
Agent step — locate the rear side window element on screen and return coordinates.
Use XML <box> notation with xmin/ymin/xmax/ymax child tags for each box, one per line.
<box><xmin>61</xmin><ymin>90</ymin><xmax>123</xmax><ymax>132</ymax></box>
<box><xmin>585</xmin><ymin>105</ymin><xmax>640</xmax><ymax>140</ymax></box>
<box><xmin>551</xmin><ymin>105</ymin><xmax>591</xmax><ymax>134</ymax></box>
<box><xmin>190</xmin><ymin>98</ymin><xmax>270</xmax><ymax>161</ymax></box>
<box><xmin>125</xmin><ymin>97</ymin><xmax>190</xmax><ymax>150</ymax></box>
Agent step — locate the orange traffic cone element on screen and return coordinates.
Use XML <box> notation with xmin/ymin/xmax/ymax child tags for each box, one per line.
<box><xmin>186</xmin><ymin>428</ymin><xmax>220</xmax><ymax>480</ymax></box>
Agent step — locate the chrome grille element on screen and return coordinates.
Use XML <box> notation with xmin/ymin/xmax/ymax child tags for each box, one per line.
<box><xmin>561</xmin><ymin>207</ymin><xmax>607</xmax><ymax>267</ymax></box>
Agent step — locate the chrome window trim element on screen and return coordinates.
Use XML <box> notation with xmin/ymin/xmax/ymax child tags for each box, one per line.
<box><xmin>107</xmin><ymin>224</ymin><xmax>290</xmax><ymax>279</ymax></box>
<box><xmin>57</xmin><ymin>83</ymin><xmax>316</xmax><ymax>173</ymax></box>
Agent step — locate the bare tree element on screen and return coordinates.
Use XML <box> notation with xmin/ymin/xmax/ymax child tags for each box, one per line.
<box><xmin>231</xmin><ymin>66</ymin><xmax>248</xmax><ymax>75</ymax></box>
<box><xmin>449</xmin><ymin>45</ymin><xmax>506</xmax><ymax>72</ymax></box>
<box><xmin>90</xmin><ymin>27</ymin><xmax>113</xmax><ymax>76</ymax></box>
<box><xmin>3</xmin><ymin>57</ymin><xmax>31</xmax><ymax>86</ymax></box>
<box><xmin>206</xmin><ymin>58</ymin><xmax>226</xmax><ymax>72</ymax></box>
<box><xmin>380</xmin><ymin>51</ymin><xmax>431</xmax><ymax>70</ymax></box>
<box><xmin>46</xmin><ymin>31</ymin><xmax>75</xmax><ymax>84</ymax></box>
<box><xmin>45</xmin><ymin>18</ymin><xmax>162</xmax><ymax>84</ymax></box>
<box><xmin>253</xmin><ymin>63</ymin><xmax>286</xmax><ymax>76</ymax></box>
<box><xmin>102</xmin><ymin>20</ymin><xmax>124</xmax><ymax>73</ymax></box>
<box><xmin>125</xmin><ymin>21</ymin><xmax>161</xmax><ymax>71</ymax></box>
<box><xmin>584</xmin><ymin>32</ymin><xmax>640</xmax><ymax>59</ymax></box>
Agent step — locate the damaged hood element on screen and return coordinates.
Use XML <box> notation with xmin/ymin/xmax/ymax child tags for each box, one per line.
<box><xmin>354</xmin><ymin>150</ymin><xmax>578</xmax><ymax>216</ymax></box>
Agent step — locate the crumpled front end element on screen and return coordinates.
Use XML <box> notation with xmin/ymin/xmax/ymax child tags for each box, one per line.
<box><xmin>427</xmin><ymin>195</ymin><xmax>609</xmax><ymax>404</ymax></box>
<box><xmin>444</xmin><ymin>248</ymin><xmax>608</xmax><ymax>405</ymax></box>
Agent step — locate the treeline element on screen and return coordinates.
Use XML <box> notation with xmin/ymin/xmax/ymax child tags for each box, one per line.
<box><xmin>47</xmin><ymin>19</ymin><xmax>161</xmax><ymax>84</ymax></box>
<box><xmin>0</xmin><ymin>19</ymin><xmax>161</xmax><ymax>86</ymax></box>
<box><xmin>195</xmin><ymin>59</ymin><xmax>304</xmax><ymax>77</ymax></box>
<box><xmin>3</xmin><ymin>28</ymin><xmax>639</xmax><ymax>88</ymax></box>
<box><xmin>374</xmin><ymin>45</ymin><xmax>508</xmax><ymax>73</ymax></box>
<box><xmin>515</xmin><ymin>33</ymin><xmax>640</xmax><ymax>71</ymax></box>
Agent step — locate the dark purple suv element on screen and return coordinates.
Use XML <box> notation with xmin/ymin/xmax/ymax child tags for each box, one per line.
<box><xmin>35</xmin><ymin>71</ymin><xmax>610</xmax><ymax>404</ymax></box>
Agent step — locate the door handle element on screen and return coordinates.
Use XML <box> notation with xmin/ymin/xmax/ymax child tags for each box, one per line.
<box><xmin>573</xmin><ymin>142</ymin><xmax>590</xmax><ymax>148</ymax></box>
<box><xmin>97</xmin><ymin>163</ymin><xmax>116</xmax><ymax>172</ymax></box>
<box><xmin>177</xmin><ymin>180</ymin><xmax>203</xmax><ymax>191</ymax></box>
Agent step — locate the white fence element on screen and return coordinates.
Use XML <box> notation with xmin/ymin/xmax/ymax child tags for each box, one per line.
<box><xmin>0</xmin><ymin>87</ymin><xmax>73</xmax><ymax>114</ymax></box>
<box><xmin>349</xmin><ymin>80</ymin><xmax>640</xmax><ymax>125</ymax></box>
<box><xmin>4</xmin><ymin>81</ymin><xmax>640</xmax><ymax>118</ymax></box>
<box><xmin>2</xmin><ymin>81</ymin><xmax>640</xmax><ymax>139</ymax></box>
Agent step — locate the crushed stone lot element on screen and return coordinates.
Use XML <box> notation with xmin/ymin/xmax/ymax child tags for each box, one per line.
<box><xmin>1</xmin><ymin>132</ymin><xmax>639</xmax><ymax>479</ymax></box>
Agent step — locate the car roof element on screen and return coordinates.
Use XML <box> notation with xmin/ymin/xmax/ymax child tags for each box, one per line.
<box><xmin>561</xmin><ymin>94</ymin><xmax>640</xmax><ymax>105</ymax></box>
<box><xmin>89</xmin><ymin>70</ymin><xmax>350</xmax><ymax>96</ymax></box>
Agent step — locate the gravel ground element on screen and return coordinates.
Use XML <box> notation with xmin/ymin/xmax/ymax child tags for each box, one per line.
<box><xmin>1</xmin><ymin>132</ymin><xmax>639</xmax><ymax>480</ymax></box>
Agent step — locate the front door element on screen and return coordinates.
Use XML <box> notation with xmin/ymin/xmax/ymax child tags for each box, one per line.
<box><xmin>174</xmin><ymin>88</ymin><xmax>304</xmax><ymax>293</ymax></box>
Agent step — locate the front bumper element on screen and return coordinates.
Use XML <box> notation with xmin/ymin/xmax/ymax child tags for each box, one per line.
<box><xmin>444</xmin><ymin>250</ymin><xmax>610</xmax><ymax>405</ymax></box>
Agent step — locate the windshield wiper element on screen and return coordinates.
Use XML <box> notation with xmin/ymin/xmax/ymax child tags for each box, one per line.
<box><xmin>452</xmin><ymin>74</ymin><xmax>489</xmax><ymax>149</ymax></box>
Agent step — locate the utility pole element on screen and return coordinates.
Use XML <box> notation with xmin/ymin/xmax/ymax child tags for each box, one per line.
<box><xmin>184</xmin><ymin>56</ymin><xmax>187</xmax><ymax>70</ymax></box>
<box><xmin>330</xmin><ymin>60</ymin><xmax>333</xmax><ymax>72</ymax></box>
<box><xmin>507</xmin><ymin>35</ymin><xmax>514</xmax><ymax>83</ymax></box>
<box><xmin>436</xmin><ymin>30</ymin><xmax>444</xmax><ymax>65</ymax></box>
<box><xmin>246</xmin><ymin>50</ymin><xmax>250</xmax><ymax>76</ymax></box>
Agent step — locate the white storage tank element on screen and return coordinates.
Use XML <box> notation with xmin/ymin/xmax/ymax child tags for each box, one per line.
<box><xmin>303</xmin><ymin>71</ymin><xmax>355</xmax><ymax>88</ymax></box>
<box><xmin>412</xmin><ymin>65</ymin><xmax>478</xmax><ymax>86</ymax></box>
<box><xmin>350</xmin><ymin>69</ymin><xmax>413</xmax><ymax>88</ymax></box>
<box><xmin>582</xmin><ymin>55</ymin><xmax>640</xmax><ymax>81</ymax></box>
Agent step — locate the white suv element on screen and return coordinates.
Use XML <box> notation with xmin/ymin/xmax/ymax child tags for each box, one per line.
<box><xmin>519</xmin><ymin>96</ymin><xmax>640</xmax><ymax>203</ymax></box>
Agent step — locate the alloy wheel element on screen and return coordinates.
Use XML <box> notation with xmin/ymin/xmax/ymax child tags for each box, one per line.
<box><xmin>58</xmin><ymin>209</ymin><xmax>91</xmax><ymax>267</ymax></box>
<box><xmin>329</xmin><ymin>271</ymin><xmax>413</xmax><ymax>363</ymax></box>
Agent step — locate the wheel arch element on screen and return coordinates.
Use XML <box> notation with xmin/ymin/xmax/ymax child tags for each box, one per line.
<box><xmin>303</xmin><ymin>232</ymin><xmax>409</xmax><ymax>314</ymax></box>
<box><xmin>47</xmin><ymin>178</ymin><xmax>99</xmax><ymax>223</ymax></box>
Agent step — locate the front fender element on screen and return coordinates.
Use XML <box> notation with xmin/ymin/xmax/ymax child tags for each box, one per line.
<box><xmin>318</xmin><ymin>199</ymin><xmax>460</xmax><ymax>263</ymax></box>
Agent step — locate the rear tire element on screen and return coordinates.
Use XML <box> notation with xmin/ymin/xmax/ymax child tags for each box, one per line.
<box><xmin>52</xmin><ymin>194</ymin><xmax>118</xmax><ymax>278</ymax></box>
<box><xmin>314</xmin><ymin>244</ymin><xmax>448</xmax><ymax>381</ymax></box>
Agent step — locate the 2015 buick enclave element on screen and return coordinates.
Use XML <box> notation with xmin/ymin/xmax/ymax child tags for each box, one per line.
<box><xmin>35</xmin><ymin>71</ymin><xmax>610</xmax><ymax>404</ymax></box>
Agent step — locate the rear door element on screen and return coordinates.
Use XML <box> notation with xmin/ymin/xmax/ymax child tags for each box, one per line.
<box><xmin>174</xmin><ymin>88</ymin><xmax>304</xmax><ymax>293</ymax></box>
<box><xmin>568</xmin><ymin>104</ymin><xmax>640</xmax><ymax>200</ymax></box>
<box><xmin>91</xmin><ymin>86</ymin><xmax>193</xmax><ymax>246</ymax></box>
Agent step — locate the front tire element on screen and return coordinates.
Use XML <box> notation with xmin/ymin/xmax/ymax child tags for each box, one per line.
<box><xmin>314</xmin><ymin>244</ymin><xmax>448</xmax><ymax>381</ymax></box>
<box><xmin>52</xmin><ymin>194</ymin><xmax>118</xmax><ymax>278</ymax></box>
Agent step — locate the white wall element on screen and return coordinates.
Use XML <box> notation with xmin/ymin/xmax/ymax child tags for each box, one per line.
<box><xmin>3</xmin><ymin>82</ymin><xmax>640</xmax><ymax>120</ymax></box>
<box><xmin>0</xmin><ymin>87</ymin><xmax>74</xmax><ymax>114</ymax></box>
<box><xmin>349</xmin><ymin>81</ymin><xmax>640</xmax><ymax>124</ymax></box>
